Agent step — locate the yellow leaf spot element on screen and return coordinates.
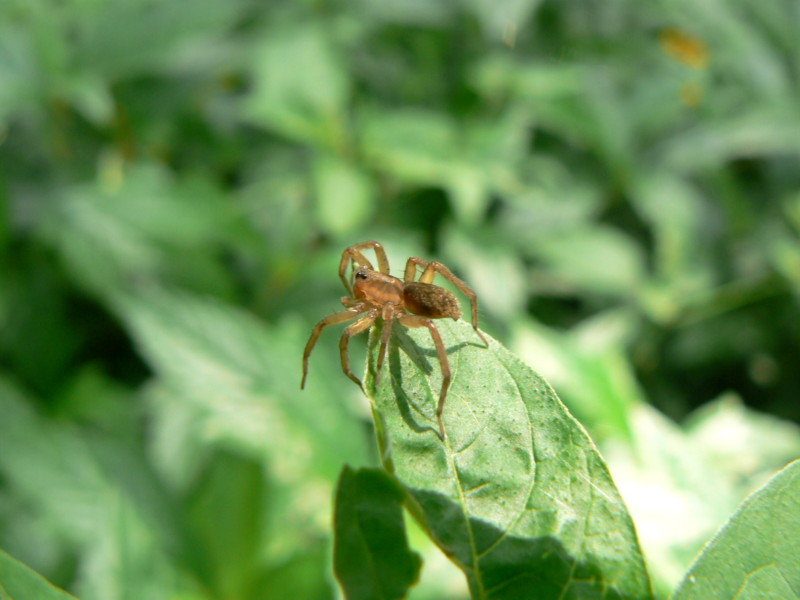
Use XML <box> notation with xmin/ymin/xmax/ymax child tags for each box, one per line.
<box><xmin>660</xmin><ymin>27</ymin><xmax>709</xmax><ymax>70</ymax></box>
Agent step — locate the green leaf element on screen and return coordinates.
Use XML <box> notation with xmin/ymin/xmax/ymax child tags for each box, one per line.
<box><xmin>39</xmin><ymin>162</ymin><xmax>238</xmax><ymax>298</ymax></box>
<box><xmin>333</xmin><ymin>466</ymin><xmax>422</xmax><ymax>600</ymax></box>
<box><xmin>113</xmin><ymin>287</ymin><xmax>370</xmax><ymax>568</ymax></box>
<box><xmin>0</xmin><ymin>25</ymin><xmax>41</xmax><ymax>122</ymax></box>
<box><xmin>528</xmin><ymin>225</ymin><xmax>646</xmax><ymax>298</ymax></box>
<box><xmin>359</xmin><ymin>110</ymin><xmax>515</xmax><ymax>224</ymax></box>
<box><xmin>252</xmin><ymin>542</ymin><xmax>335</xmax><ymax>600</ymax></box>
<box><xmin>672</xmin><ymin>460</ymin><xmax>800</xmax><ymax>600</ymax></box>
<box><xmin>186</xmin><ymin>451</ymin><xmax>266</xmax><ymax>600</ymax></box>
<box><xmin>510</xmin><ymin>314</ymin><xmax>640</xmax><ymax>445</ymax></box>
<box><xmin>660</xmin><ymin>107</ymin><xmax>800</xmax><ymax>172</ymax></box>
<box><xmin>246</xmin><ymin>24</ymin><xmax>349</xmax><ymax>147</ymax></box>
<box><xmin>0</xmin><ymin>377</ymin><xmax>200</xmax><ymax>600</ymax></box>
<box><xmin>598</xmin><ymin>403</ymin><xmax>739</xmax><ymax>595</ymax></box>
<box><xmin>113</xmin><ymin>288</ymin><xmax>368</xmax><ymax>477</ymax></box>
<box><xmin>0</xmin><ymin>550</ymin><xmax>77</xmax><ymax>600</ymax></box>
<box><xmin>73</xmin><ymin>0</ymin><xmax>244</xmax><ymax>79</ymax></box>
<box><xmin>313</xmin><ymin>154</ymin><xmax>374</xmax><ymax>238</ymax></box>
<box><xmin>685</xmin><ymin>394</ymin><xmax>800</xmax><ymax>499</ymax></box>
<box><xmin>367</xmin><ymin>320</ymin><xmax>653</xmax><ymax>599</ymax></box>
<box><xmin>630</xmin><ymin>172</ymin><xmax>715</xmax><ymax>307</ymax></box>
<box><xmin>441</xmin><ymin>229</ymin><xmax>527</xmax><ymax>319</ymax></box>
<box><xmin>0</xmin><ymin>377</ymin><xmax>130</xmax><ymax>548</ymax></box>
<box><xmin>463</xmin><ymin>0</ymin><xmax>542</xmax><ymax>43</ymax></box>
<box><xmin>360</xmin><ymin>108</ymin><xmax>459</xmax><ymax>185</ymax></box>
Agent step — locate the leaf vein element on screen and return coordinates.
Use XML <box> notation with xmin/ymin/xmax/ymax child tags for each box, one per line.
<box><xmin>473</xmin><ymin>354</ymin><xmax>538</xmax><ymax>561</ymax></box>
<box><xmin>557</xmin><ymin>450</ymin><xmax>597</xmax><ymax>600</ymax></box>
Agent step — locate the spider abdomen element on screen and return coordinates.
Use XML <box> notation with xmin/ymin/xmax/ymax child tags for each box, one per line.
<box><xmin>403</xmin><ymin>282</ymin><xmax>462</xmax><ymax>320</ymax></box>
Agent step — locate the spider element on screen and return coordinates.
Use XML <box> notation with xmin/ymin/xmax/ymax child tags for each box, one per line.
<box><xmin>301</xmin><ymin>241</ymin><xmax>488</xmax><ymax>438</ymax></box>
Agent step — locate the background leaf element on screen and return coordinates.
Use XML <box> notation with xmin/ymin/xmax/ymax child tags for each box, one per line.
<box><xmin>246</xmin><ymin>24</ymin><xmax>350</xmax><ymax>148</ymax></box>
<box><xmin>313</xmin><ymin>154</ymin><xmax>374</xmax><ymax>239</ymax></box>
<box><xmin>0</xmin><ymin>377</ymin><xmax>198</xmax><ymax>600</ymax></box>
<box><xmin>113</xmin><ymin>287</ymin><xmax>369</xmax><ymax>478</ymax></box>
<box><xmin>671</xmin><ymin>460</ymin><xmax>800</xmax><ymax>599</ymax></box>
<box><xmin>0</xmin><ymin>549</ymin><xmax>77</xmax><ymax>600</ymax></box>
<box><xmin>333</xmin><ymin>466</ymin><xmax>422</xmax><ymax>600</ymax></box>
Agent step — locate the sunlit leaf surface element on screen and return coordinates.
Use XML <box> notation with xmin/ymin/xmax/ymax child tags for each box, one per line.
<box><xmin>367</xmin><ymin>320</ymin><xmax>653</xmax><ymax>599</ymax></box>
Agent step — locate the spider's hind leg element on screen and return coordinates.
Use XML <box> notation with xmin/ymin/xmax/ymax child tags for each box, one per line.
<box><xmin>397</xmin><ymin>314</ymin><xmax>451</xmax><ymax>439</ymax></box>
<box><xmin>404</xmin><ymin>257</ymin><xmax>488</xmax><ymax>346</ymax></box>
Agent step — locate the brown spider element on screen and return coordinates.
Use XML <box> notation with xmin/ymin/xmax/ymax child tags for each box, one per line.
<box><xmin>301</xmin><ymin>241</ymin><xmax>488</xmax><ymax>438</ymax></box>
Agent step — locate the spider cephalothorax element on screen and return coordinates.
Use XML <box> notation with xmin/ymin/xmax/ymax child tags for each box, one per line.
<box><xmin>301</xmin><ymin>241</ymin><xmax>487</xmax><ymax>438</ymax></box>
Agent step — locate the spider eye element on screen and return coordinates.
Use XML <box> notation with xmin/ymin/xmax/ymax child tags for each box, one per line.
<box><xmin>355</xmin><ymin>270</ymin><xmax>368</xmax><ymax>280</ymax></box>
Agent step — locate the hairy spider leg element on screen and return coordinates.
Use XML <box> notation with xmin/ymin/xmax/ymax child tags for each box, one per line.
<box><xmin>339</xmin><ymin>241</ymin><xmax>391</xmax><ymax>294</ymax></box>
<box><xmin>339</xmin><ymin>309</ymin><xmax>379</xmax><ymax>391</ymax></box>
<box><xmin>340</xmin><ymin>296</ymin><xmax>361</xmax><ymax>308</ymax></box>
<box><xmin>404</xmin><ymin>257</ymin><xmax>489</xmax><ymax>346</ymax></box>
<box><xmin>397</xmin><ymin>314</ymin><xmax>452</xmax><ymax>439</ymax></box>
<box><xmin>338</xmin><ymin>250</ymin><xmax>372</xmax><ymax>295</ymax></box>
<box><xmin>301</xmin><ymin>306</ymin><xmax>367</xmax><ymax>389</ymax></box>
<box><xmin>375</xmin><ymin>304</ymin><xmax>399</xmax><ymax>386</ymax></box>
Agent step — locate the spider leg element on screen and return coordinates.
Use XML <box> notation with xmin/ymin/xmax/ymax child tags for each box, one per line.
<box><xmin>404</xmin><ymin>257</ymin><xmax>488</xmax><ymax>346</ymax></box>
<box><xmin>341</xmin><ymin>296</ymin><xmax>361</xmax><ymax>308</ymax></box>
<box><xmin>375</xmin><ymin>304</ymin><xmax>397</xmax><ymax>387</ymax></box>
<box><xmin>339</xmin><ymin>241</ymin><xmax>391</xmax><ymax>293</ymax></box>
<box><xmin>402</xmin><ymin>257</ymin><xmax>419</xmax><ymax>284</ymax></box>
<box><xmin>302</xmin><ymin>306</ymin><xmax>366</xmax><ymax>389</ymax></box>
<box><xmin>397</xmin><ymin>314</ymin><xmax>451</xmax><ymax>439</ymax></box>
<box><xmin>339</xmin><ymin>309</ymin><xmax>379</xmax><ymax>392</ymax></box>
<box><xmin>339</xmin><ymin>250</ymin><xmax>372</xmax><ymax>295</ymax></box>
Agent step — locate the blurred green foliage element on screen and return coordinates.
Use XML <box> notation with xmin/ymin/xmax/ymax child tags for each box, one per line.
<box><xmin>1</xmin><ymin>0</ymin><xmax>799</xmax><ymax>598</ymax></box>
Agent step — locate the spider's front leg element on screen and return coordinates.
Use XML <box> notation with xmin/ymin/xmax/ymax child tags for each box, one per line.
<box><xmin>301</xmin><ymin>306</ymin><xmax>365</xmax><ymax>389</ymax></box>
<box><xmin>338</xmin><ymin>241</ymin><xmax>391</xmax><ymax>294</ymax></box>
<box><xmin>397</xmin><ymin>314</ymin><xmax>451</xmax><ymax>439</ymax></box>
<box><xmin>339</xmin><ymin>309</ymin><xmax>379</xmax><ymax>391</ymax></box>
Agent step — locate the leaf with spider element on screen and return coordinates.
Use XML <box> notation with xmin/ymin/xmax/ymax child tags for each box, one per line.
<box><xmin>362</xmin><ymin>319</ymin><xmax>654</xmax><ymax>600</ymax></box>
